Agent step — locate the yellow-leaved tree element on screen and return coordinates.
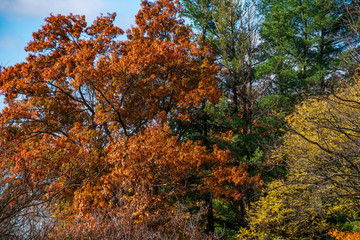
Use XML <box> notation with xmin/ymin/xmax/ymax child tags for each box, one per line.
<box><xmin>237</xmin><ymin>178</ymin><xmax>355</xmax><ymax>239</ymax></box>
<box><xmin>278</xmin><ymin>79</ymin><xmax>360</xmax><ymax>201</ymax></box>
<box><xmin>238</xmin><ymin>77</ymin><xmax>360</xmax><ymax>239</ymax></box>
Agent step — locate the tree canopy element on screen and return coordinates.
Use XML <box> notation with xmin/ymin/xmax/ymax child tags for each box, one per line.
<box><xmin>1</xmin><ymin>0</ymin><xmax>360</xmax><ymax>239</ymax></box>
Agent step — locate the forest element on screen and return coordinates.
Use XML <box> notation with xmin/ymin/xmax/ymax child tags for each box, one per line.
<box><xmin>0</xmin><ymin>0</ymin><xmax>360</xmax><ymax>239</ymax></box>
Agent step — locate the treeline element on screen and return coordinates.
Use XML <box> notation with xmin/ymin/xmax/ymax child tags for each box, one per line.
<box><xmin>0</xmin><ymin>0</ymin><xmax>360</xmax><ymax>239</ymax></box>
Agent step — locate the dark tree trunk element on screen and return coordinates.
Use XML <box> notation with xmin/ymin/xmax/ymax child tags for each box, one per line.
<box><xmin>205</xmin><ymin>193</ymin><xmax>214</xmax><ymax>234</ymax></box>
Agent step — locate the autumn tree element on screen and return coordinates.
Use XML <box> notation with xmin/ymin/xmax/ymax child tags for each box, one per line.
<box><xmin>50</xmin><ymin>124</ymin><xmax>234</xmax><ymax>239</ymax></box>
<box><xmin>330</xmin><ymin>227</ymin><xmax>360</xmax><ymax>240</ymax></box>
<box><xmin>241</xmin><ymin>76</ymin><xmax>360</xmax><ymax>237</ymax></box>
<box><xmin>273</xmin><ymin>79</ymin><xmax>360</xmax><ymax>201</ymax></box>
<box><xmin>237</xmin><ymin>178</ymin><xmax>356</xmax><ymax>239</ymax></box>
<box><xmin>0</xmin><ymin>0</ymin><xmax>222</xmax><ymax>237</ymax></box>
<box><xmin>246</xmin><ymin>76</ymin><xmax>360</xmax><ymax>240</ymax></box>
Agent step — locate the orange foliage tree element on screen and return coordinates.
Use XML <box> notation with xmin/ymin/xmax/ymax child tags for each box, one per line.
<box><xmin>330</xmin><ymin>228</ymin><xmax>360</xmax><ymax>240</ymax></box>
<box><xmin>0</xmin><ymin>0</ymin><xmax>220</xmax><ymax>236</ymax></box>
<box><xmin>53</xmin><ymin>124</ymin><xmax>232</xmax><ymax>238</ymax></box>
<box><xmin>0</xmin><ymin>0</ymin><xmax>261</xmax><ymax>237</ymax></box>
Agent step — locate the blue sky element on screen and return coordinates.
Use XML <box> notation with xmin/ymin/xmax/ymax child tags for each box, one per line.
<box><xmin>0</xmin><ymin>0</ymin><xmax>143</xmax><ymax>67</ymax></box>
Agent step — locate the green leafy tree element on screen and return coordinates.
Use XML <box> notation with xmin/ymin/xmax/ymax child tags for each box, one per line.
<box><xmin>258</xmin><ymin>0</ymin><xmax>355</xmax><ymax>97</ymax></box>
<box><xmin>179</xmin><ymin>1</ymin><xmax>280</xmax><ymax>236</ymax></box>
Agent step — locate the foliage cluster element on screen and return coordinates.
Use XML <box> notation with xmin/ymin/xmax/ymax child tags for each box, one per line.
<box><xmin>1</xmin><ymin>0</ymin><xmax>360</xmax><ymax>239</ymax></box>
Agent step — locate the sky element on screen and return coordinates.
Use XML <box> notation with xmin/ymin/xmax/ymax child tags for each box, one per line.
<box><xmin>0</xmin><ymin>0</ymin><xmax>143</xmax><ymax>108</ymax></box>
<box><xmin>0</xmin><ymin>0</ymin><xmax>143</xmax><ymax>67</ymax></box>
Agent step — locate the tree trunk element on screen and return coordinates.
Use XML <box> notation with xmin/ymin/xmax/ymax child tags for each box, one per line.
<box><xmin>205</xmin><ymin>193</ymin><xmax>214</xmax><ymax>234</ymax></box>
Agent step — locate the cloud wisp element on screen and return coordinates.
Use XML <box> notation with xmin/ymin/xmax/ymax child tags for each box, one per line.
<box><xmin>0</xmin><ymin>0</ymin><xmax>111</xmax><ymax>20</ymax></box>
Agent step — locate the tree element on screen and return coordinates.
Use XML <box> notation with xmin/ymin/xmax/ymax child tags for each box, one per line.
<box><xmin>237</xmin><ymin>178</ymin><xmax>356</xmax><ymax>239</ymax></box>
<box><xmin>183</xmin><ymin>0</ymin><xmax>262</xmax><ymax>134</ymax></box>
<box><xmin>258</xmin><ymin>0</ymin><xmax>355</xmax><ymax>96</ymax></box>
<box><xmin>330</xmin><ymin>227</ymin><xmax>360</xmax><ymax>240</ymax></box>
<box><xmin>180</xmin><ymin>1</ymin><xmax>282</xmax><ymax>235</ymax></box>
<box><xmin>0</xmin><ymin>0</ymin><xmax>221</xmax><ymax>237</ymax></box>
<box><xmin>270</xmin><ymin>76</ymin><xmax>360</xmax><ymax>210</ymax></box>
<box><xmin>336</xmin><ymin>1</ymin><xmax>360</xmax><ymax>77</ymax></box>
<box><xmin>52</xmin><ymin>123</ymin><xmax>233</xmax><ymax>239</ymax></box>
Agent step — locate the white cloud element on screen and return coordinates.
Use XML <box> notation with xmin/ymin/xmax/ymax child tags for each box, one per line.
<box><xmin>0</xmin><ymin>0</ymin><xmax>111</xmax><ymax>20</ymax></box>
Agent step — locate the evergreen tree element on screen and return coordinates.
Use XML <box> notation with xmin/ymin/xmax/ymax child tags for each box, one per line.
<box><xmin>258</xmin><ymin>0</ymin><xmax>355</xmax><ymax>97</ymax></box>
<box><xmin>180</xmin><ymin>0</ymin><xmax>277</xmax><ymax>236</ymax></box>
